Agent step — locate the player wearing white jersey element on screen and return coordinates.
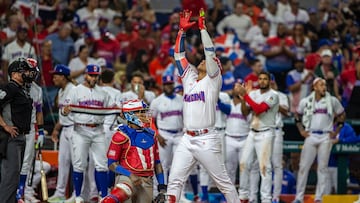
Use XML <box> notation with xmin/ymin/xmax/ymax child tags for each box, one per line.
<box><xmin>48</xmin><ymin>64</ymin><xmax>76</xmax><ymax>202</ymax></box>
<box><xmin>166</xmin><ymin>9</ymin><xmax>239</xmax><ymax>203</ymax></box>
<box><xmin>62</xmin><ymin>64</ymin><xmax>115</xmax><ymax>203</ymax></box>
<box><xmin>292</xmin><ymin>78</ymin><xmax>345</xmax><ymax>203</ymax></box>
<box><xmin>238</xmin><ymin>71</ymin><xmax>279</xmax><ymax>203</ymax></box>
<box><xmin>16</xmin><ymin>58</ymin><xmax>43</xmax><ymax>203</ymax></box>
<box><xmin>2</xmin><ymin>27</ymin><xmax>36</xmax><ymax>82</ymax></box>
<box><xmin>270</xmin><ymin>79</ymin><xmax>289</xmax><ymax>203</ymax></box>
<box><xmin>100</xmin><ymin>69</ymin><xmax>122</xmax><ymax>148</ymax></box>
<box><xmin>120</xmin><ymin>71</ymin><xmax>156</xmax><ymax>105</ymax></box>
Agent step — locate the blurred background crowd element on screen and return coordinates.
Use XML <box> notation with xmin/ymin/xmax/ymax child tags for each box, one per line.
<box><xmin>1</xmin><ymin>0</ymin><xmax>360</xmax><ymax>198</ymax></box>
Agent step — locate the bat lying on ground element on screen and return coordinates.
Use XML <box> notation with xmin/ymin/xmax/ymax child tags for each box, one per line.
<box><xmin>38</xmin><ymin>145</ymin><xmax>48</xmax><ymax>201</ymax></box>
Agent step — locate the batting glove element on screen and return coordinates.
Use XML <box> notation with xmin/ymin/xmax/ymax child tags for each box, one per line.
<box><xmin>37</xmin><ymin>127</ymin><xmax>45</xmax><ymax>147</ymax></box>
<box><xmin>198</xmin><ymin>8</ymin><xmax>206</xmax><ymax>30</ymax></box>
<box><xmin>179</xmin><ymin>10</ymin><xmax>196</xmax><ymax>31</ymax></box>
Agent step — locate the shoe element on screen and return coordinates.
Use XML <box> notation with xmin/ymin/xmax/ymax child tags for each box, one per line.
<box><xmin>48</xmin><ymin>194</ymin><xmax>66</xmax><ymax>203</ymax></box>
<box><xmin>75</xmin><ymin>196</ymin><xmax>84</xmax><ymax>203</ymax></box>
<box><xmin>179</xmin><ymin>194</ymin><xmax>192</xmax><ymax>203</ymax></box>
<box><xmin>193</xmin><ymin>195</ymin><xmax>200</xmax><ymax>203</ymax></box>
<box><xmin>240</xmin><ymin>200</ymin><xmax>249</xmax><ymax>203</ymax></box>
<box><xmin>64</xmin><ymin>195</ymin><xmax>76</xmax><ymax>203</ymax></box>
<box><xmin>314</xmin><ymin>200</ymin><xmax>321</xmax><ymax>203</ymax></box>
<box><xmin>354</xmin><ymin>199</ymin><xmax>360</xmax><ymax>203</ymax></box>
<box><xmin>272</xmin><ymin>199</ymin><xmax>279</xmax><ymax>203</ymax></box>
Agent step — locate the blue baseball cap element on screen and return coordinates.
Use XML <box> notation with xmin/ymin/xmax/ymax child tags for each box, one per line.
<box><xmin>51</xmin><ymin>64</ymin><xmax>70</xmax><ymax>76</ymax></box>
<box><xmin>162</xmin><ymin>75</ymin><xmax>174</xmax><ymax>84</ymax></box>
<box><xmin>244</xmin><ymin>49</ymin><xmax>256</xmax><ymax>61</ymax></box>
<box><xmin>85</xmin><ymin>64</ymin><xmax>101</xmax><ymax>75</ymax></box>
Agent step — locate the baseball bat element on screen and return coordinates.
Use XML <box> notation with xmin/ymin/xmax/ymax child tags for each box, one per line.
<box><xmin>38</xmin><ymin>146</ymin><xmax>48</xmax><ymax>201</ymax></box>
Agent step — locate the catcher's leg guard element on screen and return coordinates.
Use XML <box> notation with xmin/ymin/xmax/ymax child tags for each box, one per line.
<box><xmin>167</xmin><ymin>195</ymin><xmax>176</xmax><ymax>203</ymax></box>
<box><xmin>100</xmin><ymin>183</ymin><xmax>132</xmax><ymax>203</ymax></box>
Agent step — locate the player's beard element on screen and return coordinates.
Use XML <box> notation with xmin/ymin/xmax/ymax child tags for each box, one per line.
<box><xmin>259</xmin><ymin>84</ymin><xmax>269</xmax><ymax>90</ymax></box>
<box><xmin>85</xmin><ymin>78</ymin><xmax>97</xmax><ymax>88</ymax></box>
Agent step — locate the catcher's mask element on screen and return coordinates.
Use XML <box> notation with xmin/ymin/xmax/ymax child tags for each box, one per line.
<box><xmin>122</xmin><ymin>99</ymin><xmax>151</xmax><ymax>128</ymax></box>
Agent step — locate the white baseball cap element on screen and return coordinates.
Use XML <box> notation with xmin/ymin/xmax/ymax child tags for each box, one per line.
<box><xmin>320</xmin><ymin>49</ymin><xmax>333</xmax><ymax>57</ymax></box>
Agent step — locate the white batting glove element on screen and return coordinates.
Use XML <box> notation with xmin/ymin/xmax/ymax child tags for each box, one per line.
<box><xmin>37</xmin><ymin>127</ymin><xmax>45</xmax><ymax>147</ymax></box>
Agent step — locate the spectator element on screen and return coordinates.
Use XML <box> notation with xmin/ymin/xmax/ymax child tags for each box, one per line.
<box><xmin>233</xmin><ymin>49</ymin><xmax>257</xmax><ymax>80</ymax></box>
<box><xmin>346</xmin><ymin>78</ymin><xmax>360</xmax><ymax>119</ymax></box>
<box><xmin>286</xmin><ymin>57</ymin><xmax>314</xmax><ymax>113</ymax></box>
<box><xmin>126</xmin><ymin>49</ymin><xmax>150</xmax><ymax>83</ymax></box>
<box><xmin>318</xmin><ymin>16</ymin><xmax>341</xmax><ymax>40</ymax></box>
<box><xmin>262</xmin><ymin>22</ymin><xmax>296</xmax><ymax>92</ymax></box>
<box><xmin>75</xmin><ymin>0</ymin><xmax>100</xmax><ymax>34</ymax></box>
<box><xmin>45</xmin><ymin>23</ymin><xmax>74</xmax><ymax>65</ymax></box>
<box><xmin>181</xmin><ymin>0</ymin><xmax>207</xmax><ymax>18</ymax></box>
<box><xmin>306</xmin><ymin>7</ymin><xmax>321</xmax><ymax>52</ymax></box>
<box><xmin>242</xmin><ymin>0</ymin><xmax>262</xmax><ymax>25</ymax></box>
<box><xmin>329</xmin><ymin>38</ymin><xmax>345</xmax><ymax>73</ymax></box>
<box><xmin>116</xmin><ymin>19</ymin><xmax>138</xmax><ymax>62</ymax></box>
<box><xmin>74</xmin><ymin>31</ymin><xmax>95</xmax><ymax>56</ymax></box>
<box><xmin>127</xmin><ymin>21</ymin><xmax>156</xmax><ymax>63</ymax></box>
<box><xmin>216</xmin><ymin>2</ymin><xmax>252</xmax><ymax>42</ymax></box>
<box><xmin>208</xmin><ymin>0</ymin><xmax>230</xmax><ymax>27</ymax></box>
<box><xmin>291</xmin><ymin>23</ymin><xmax>311</xmax><ymax>59</ymax></box>
<box><xmin>94</xmin><ymin>0</ymin><xmax>117</xmax><ymax>22</ymax></box>
<box><xmin>244</xmin><ymin>58</ymin><xmax>263</xmax><ymax>89</ymax></box>
<box><xmin>92</xmin><ymin>17</ymin><xmax>114</xmax><ymax>40</ymax></box>
<box><xmin>279</xmin><ymin>156</ymin><xmax>296</xmax><ymax>194</ymax></box>
<box><xmin>314</xmin><ymin>49</ymin><xmax>341</xmax><ymax>100</ymax></box>
<box><xmin>31</xmin><ymin>18</ymin><xmax>60</xmax><ymax>54</ymax></box>
<box><xmin>107</xmin><ymin>13</ymin><xmax>123</xmax><ymax>36</ymax></box>
<box><xmin>69</xmin><ymin>45</ymin><xmax>97</xmax><ymax>84</ymax></box>
<box><xmin>283</xmin><ymin>0</ymin><xmax>309</xmax><ymax>31</ymax></box>
<box><xmin>126</xmin><ymin>0</ymin><xmax>156</xmax><ymax>24</ymax></box>
<box><xmin>263</xmin><ymin>2</ymin><xmax>283</xmax><ymax>36</ymax></box>
<box><xmin>161</xmin><ymin>13</ymin><xmax>180</xmax><ymax>43</ymax></box>
<box><xmin>2</xmin><ymin>26</ymin><xmax>36</xmax><ymax>82</ymax></box>
<box><xmin>149</xmin><ymin>49</ymin><xmax>171</xmax><ymax>87</ymax></box>
<box><xmin>249</xmin><ymin>20</ymin><xmax>271</xmax><ymax>65</ymax></box>
<box><xmin>1</xmin><ymin>13</ymin><xmax>21</xmax><ymax>45</ymax></box>
<box><xmin>244</xmin><ymin>13</ymin><xmax>266</xmax><ymax>44</ymax></box>
<box><xmin>344</xmin><ymin>21</ymin><xmax>360</xmax><ymax>62</ymax></box>
<box><xmin>93</xmin><ymin>29</ymin><xmax>121</xmax><ymax>65</ymax></box>
<box><xmin>276</xmin><ymin>0</ymin><xmax>291</xmax><ymax>20</ymax></box>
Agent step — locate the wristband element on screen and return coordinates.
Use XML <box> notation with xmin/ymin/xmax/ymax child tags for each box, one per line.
<box><xmin>157</xmin><ymin>184</ymin><xmax>167</xmax><ymax>192</ymax></box>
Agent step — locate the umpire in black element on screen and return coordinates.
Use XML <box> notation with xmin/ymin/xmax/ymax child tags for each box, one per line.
<box><xmin>0</xmin><ymin>58</ymin><xmax>33</xmax><ymax>203</ymax></box>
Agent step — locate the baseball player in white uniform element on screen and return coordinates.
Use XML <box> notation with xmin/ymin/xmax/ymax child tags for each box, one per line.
<box><xmin>62</xmin><ymin>64</ymin><xmax>115</xmax><ymax>203</ymax></box>
<box><xmin>120</xmin><ymin>71</ymin><xmax>156</xmax><ymax>105</ymax></box>
<box><xmin>238</xmin><ymin>71</ymin><xmax>280</xmax><ymax>203</ymax></box>
<box><xmin>166</xmin><ymin>9</ymin><xmax>239</xmax><ymax>203</ymax></box>
<box><xmin>270</xmin><ymin>79</ymin><xmax>289</xmax><ymax>203</ymax></box>
<box><xmin>16</xmin><ymin>58</ymin><xmax>43</xmax><ymax>203</ymax></box>
<box><xmin>293</xmin><ymin>78</ymin><xmax>345</xmax><ymax>203</ymax></box>
<box><xmin>48</xmin><ymin>64</ymin><xmax>76</xmax><ymax>202</ymax></box>
<box><xmin>100</xmin><ymin>69</ymin><xmax>122</xmax><ymax>148</ymax></box>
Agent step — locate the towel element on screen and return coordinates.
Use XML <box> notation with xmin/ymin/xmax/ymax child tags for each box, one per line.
<box><xmin>302</xmin><ymin>91</ymin><xmax>333</xmax><ymax>130</ymax></box>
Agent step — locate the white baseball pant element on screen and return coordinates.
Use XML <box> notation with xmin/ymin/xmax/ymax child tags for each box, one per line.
<box><xmin>239</xmin><ymin>130</ymin><xmax>274</xmax><ymax>203</ymax></box>
<box><xmin>225</xmin><ymin>135</ymin><xmax>260</xmax><ymax>202</ymax></box>
<box><xmin>71</xmin><ymin>125</ymin><xmax>108</xmax><ymax>172</ymax></box>
<box><xmin>167</xmin><ymin>131</ymin><xmax>239</xmax><ymax>203</ymax></box>
<box><xmin>272</xmin><ymin>128</ymin><xmax>284</xmax><ymax>201</ymax></box>
<box><xmin>21</xmin><ymin>124</ymin><xmax>36</xmax><ymax>175</ymax></box>
<box><xmin>295</xmin><ymin>134</ymin><xmax>332</xmax><ymax>202</ymax></box>
<box><xmin>81</xmin><ymin>153</ymin><xmax>98</xmax><ymax>200</ymax></box>
<box><xmin>53</xmin><ymin>125</ymin><xmax>74</xmax><ymax>197</ymax></box>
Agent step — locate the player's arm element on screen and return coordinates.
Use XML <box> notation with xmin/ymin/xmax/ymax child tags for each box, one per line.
<box><xmin>36</xmin><ymin>103</ymin><xmax>45</xmax><ymax>147</ymax></box>
<box><xmin>217</xmin><ymin>99</ymin><xmax>231</xmax><ymax>115</ymax></box>
<box><xmin>175</xmin><ymin>10</ymin><xmax>195</xmax><ymax>77</ymax></box>
<box><xmin>153</xmin><ymin>142</ymin><xmax>166</xmax><ymax>192</ymax></box>
<box><xmin>243</xmin><ymin>94</ymin><xmax>270</xmax><ymax>115</ymax></box>
<box><xmin>294</xmin><ymin>112</ymin><xmax>309</xmax><ymax>138</ymax></box>
<box><xmin>199</xmin><ymin>9</ymin><xmax>221</xmax><ymax>78</ymax></box>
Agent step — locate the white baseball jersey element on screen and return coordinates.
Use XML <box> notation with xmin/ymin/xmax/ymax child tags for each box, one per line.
<box><xmin>29</xmin><ymin>82</ymin><xmax>43</xmax><ymax>124</ymax></box>
<box><xmin>65</xmin><ymin>84</ymin><xmax>114</xmax><ymax>124</ymax></box>
<box><xmin>297</xmin><ymin>94</ymin><xmax>344</xmax><ymax>132</ymax></box>
<box><xmin>247</xmin><ymin>89</ymin><xmax>279</xmax><ymax>130</ymax></box>
<box><xmin>150</xmin><ymin>93</ymin><xmax>183</xmax><ymax>131</ymax></box>
<box><xmin>215</xmin><ymin>92</ymin><xmax>231</xmax><ymax>128</ymax></box>
<box><xmin>2</xmin><ymin>40</ymin><xmax>36</xmax><ymax>63</ymax></box>
<box><xmin>225</xmin><ymin>101</ymin><xmax>251</xmax><ymax>137</ymax></box>
<box><xmin>58</xmin><ymin>83</ymin><xmax>76</xmax><ymax>126</ymax></box>
<box><xmin>275</xmin><ymin>91</ymin><xmax>289</xmax><ymax>128</ymax></box>
<box><xmin>101</xmin><ymin>86</ymin><xmax>122</xmax><ymax>125</ymax></box>
<box><xmin>182</xmin><ymin>66</ymin><xmax>222</xmax><ymax>130</ymax></box>
<box><xmin>120</xmin><ymin>90</ymin><xmax>156</xmax><ymax>104</ymax></box>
